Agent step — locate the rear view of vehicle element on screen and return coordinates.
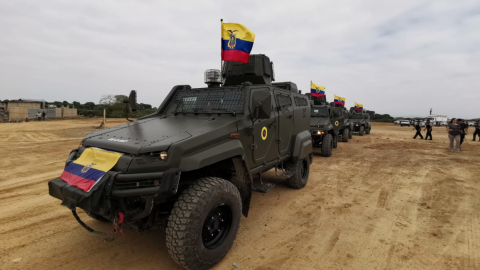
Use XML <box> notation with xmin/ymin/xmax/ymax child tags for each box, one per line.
<box><xmin>400</xmin><ymin>120</ymin><xmax>411</xmax><ymax>127</ymax></box>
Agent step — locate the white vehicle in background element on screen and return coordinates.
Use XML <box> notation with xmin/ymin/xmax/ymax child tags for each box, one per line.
<box><xmin>399</xmin><ymin>120</ymin><xmax>411</xmax><ymax>127</ymax></box>
<box><xmin>394</xmin><ymin>120</ymin><xmax>400</xmax><ymax>125</ymax></box>
<box><xmin>426</xmin><ymin>114</ymin><xmax>448</xmax><ymax>126</ymax></box>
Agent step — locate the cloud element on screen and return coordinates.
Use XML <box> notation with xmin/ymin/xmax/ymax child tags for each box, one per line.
<box><xmin>0</xmin><ymin>0</ymin><xmax>479</xmax><ymax>118</ymax></box>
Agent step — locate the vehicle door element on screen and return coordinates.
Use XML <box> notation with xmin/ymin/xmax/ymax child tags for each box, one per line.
<box><xmin>274</xmin><ymin>89</ymin><xmax>294</xmax><ymax>155</ymax></box>
<box><xmin>331</xmin><ymin>107</ymin><xmax>342</xmax><ymax>135</ymax></box>
<box><xmin>250</xmin><ymin>87</ymin><xmax>278</xmax><ymax>164</ymax></box>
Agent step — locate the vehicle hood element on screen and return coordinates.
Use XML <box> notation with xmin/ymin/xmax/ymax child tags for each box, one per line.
<box><xmin>310</xmin><ymin>117</ymin><xmax>330</xmax><ymax>129</ymax></box>
<box><xmin>82</xmin><ymin>115</ymin><xmax>236</xmax><ymax>154</ymax></box>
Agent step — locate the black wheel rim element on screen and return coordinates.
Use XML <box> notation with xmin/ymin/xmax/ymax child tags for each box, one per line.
<box><xmin>202</xmin><ymin>203</ymin><xmax>232</xmax><ymax>249</ymax></box>
<box><xmin>301</xmin><ymin>159</ymin><xmax>308</xmax><ymax>180</ymax></box>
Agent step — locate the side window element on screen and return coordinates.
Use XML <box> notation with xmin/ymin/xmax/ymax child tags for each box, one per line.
<box><xmin>276</xmin><ymin>93</ymin><xmax>292</xmax><ymax>113</ymax></box>
<box><xmin>331</xmin><ymin>108</ymin><xmax>340</xmax><ymax>118</ymax></box>
<box><xmin>251</xmin><ymin>87</ymin><xmax>272</xmax><ymax>119</ymax></box>
<box><xmin>294</xmin><ymin>97</ymin><xmax>308</xmax><ymax>107</ymax></box>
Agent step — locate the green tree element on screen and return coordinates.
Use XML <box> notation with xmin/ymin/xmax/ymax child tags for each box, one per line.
<box><xmin>115</xmin><ymin>95</ymin><xmax>128</xmax><ymax>104</ymax></box>
<box><xmin>84</xmin><ymin>102</ymin><xmax>95</xmax><ymax>110</ymax></box>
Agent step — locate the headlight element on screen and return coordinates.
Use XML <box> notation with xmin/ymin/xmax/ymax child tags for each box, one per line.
<box><xmin>356</xmin><ymin>124</ymin><xmax>359</xmax><ymax>126</ymax></box>
<box><xmin>160</xmin><ymin>151</ymin><xmax>168</xmax><ymax>160</ymax></box>
<box><xmin>316</xmin><ymin>130</ymin><xmax>324</xmax><ymax>135</ymax></box>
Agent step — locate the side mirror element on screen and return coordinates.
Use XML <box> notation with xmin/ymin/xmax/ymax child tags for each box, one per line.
<box><xmin>129</xmin><ymin>90</ymin><xmax>137</xmax><ymax>112</ymax></box>
<box><xmin>123</xmin><ymin>90</ymin><xmax>137</xmax><ymax>112</ymax></box>
<box><xmin>251</xmin><ymin>91</ymin><xmax>272</xmax><ymax>120</ymax></box>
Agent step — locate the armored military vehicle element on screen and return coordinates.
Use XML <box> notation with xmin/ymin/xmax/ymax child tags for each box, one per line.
<box><xmin>349</xmin><ymin>107</ymin><xmax>371</xmax><ymax>136</ymax></box>
<box><xmin>307</xmin><ymin>96</ymin><xmax>350</xmax><ymax>157</ymax></box>
<box><xmin>48</xmin><ymin>54</ymin><xmax>313</xmax><ymax>270</ymax></box>
<box><xmin>330</xmin><ymin>102</ymin><xmax>353</xmax><ymax>143</ymax></box>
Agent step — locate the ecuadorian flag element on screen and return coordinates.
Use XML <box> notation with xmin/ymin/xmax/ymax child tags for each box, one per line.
<box><xmin>311</xmin><ymin>82</ymin><xmax>325</xmax><ymax>97</ymax></box>
<box><xmin>334</xmin><ymin>95</ymin><xmax>345</xmax><ymax>105</ymax></box>
<box><xmin>60</xmin><ymin>148</ymin><xmax>123</xmax><ymax>192</ymax></box>
<box><xmin>355</xmin><ymin>102</ymin><xmax>363</xmax><ymax>111</ymax></box>
<box><xmin>221</xmin><ymin>23</ymin><xmax>255</xmax><ymax>63</ymax></box>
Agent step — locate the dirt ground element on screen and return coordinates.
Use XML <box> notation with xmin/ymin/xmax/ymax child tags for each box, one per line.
<box><xmin>1</xmin><ymin>119</ymin><xmax>480</xmax><ymax>270</ymax></box>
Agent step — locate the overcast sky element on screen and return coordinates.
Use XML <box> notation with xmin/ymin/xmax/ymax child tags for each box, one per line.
<box><xmin>1</xmin><ymin>0</ymin><xmax>479</xmax><ymax>117</ymax></box>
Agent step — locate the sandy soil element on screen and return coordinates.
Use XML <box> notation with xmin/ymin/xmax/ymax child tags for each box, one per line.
<box><xmin>1</xmin><ymin>119</ymin><xmax>480</xmax><ymax>270</ymax></box>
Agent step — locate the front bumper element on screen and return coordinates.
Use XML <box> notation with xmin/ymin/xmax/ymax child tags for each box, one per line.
<box><xmin>48</xmin><ymin>169</ymin><xmax>181</xmax><ymax>219</ymax></box>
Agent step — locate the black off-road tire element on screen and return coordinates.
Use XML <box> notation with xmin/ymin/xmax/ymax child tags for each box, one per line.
<box><xmin>166</xmin><ymin>177</ymin><xmax>242</xmax><ymax>270</ymax></box>
<box><xmin>285</xmin><ymin>156</ymin><xmax>310</xmax><ymax>189</ymax></box>
<box><xmin>342</xmin><ymin>128</ymin><xmax>349</xmax><ymax>142</ymax></box>
<box><xmin>366</xmin><ymin>127</ymin><xmax>371</xmax><ymax>134</ymax></box>
<box><xmin>86</xmin><ymin>212</ymin><xmax>109</xmax><ymax>222</ymax></box>
<box><xmin>359</xmin><ymin>126</ymin><xmax>365</xmax><ymax>136</ymax></box>
<box><xmin>333</xmin><ymin>134</ymin><xmax>338</xmax><ymax>148</ymax></box>
<box><xmin>348</xmin><ymin>128</ymin><xmax>353</xmax><ymax>139</ymax></box>
<box><xmin>321</xmin><ymin>134</ymin><xmax>333</xmax><ymax>157</ymax></box>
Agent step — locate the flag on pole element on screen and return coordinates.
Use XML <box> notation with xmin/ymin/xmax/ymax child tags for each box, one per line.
<box><xmin>221</xmin><ymin>22</ymin><xmax>255</xmax><ymax>63</ymax></box>
<box><xmin>310</xmin><ymin>82</ymin><xmax>325</xmax><ymax>97</ymax></box>
<box><xmin>334</xmin><ymin>95</ymin><xmax>345</xmax><ymax>105</ymax></box>
<box><xmin>355</xmin><ymin>102</ymin><xmax>363</xmax><ymax>111</ymax></box>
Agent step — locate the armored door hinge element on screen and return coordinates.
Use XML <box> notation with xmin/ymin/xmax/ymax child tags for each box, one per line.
<box><xmin>277</xmin><ymin>138</ymin><xmax>282</xmax><ymax>144</ymax></box>
<box><xmin>251</xmin><ymin>144</ymin><xmax>257</xmax><ymax>150</ymax></box>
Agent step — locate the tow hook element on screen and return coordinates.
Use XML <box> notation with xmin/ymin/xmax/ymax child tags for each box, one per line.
<box><xmin>113</xmin><ymin>212</ymin><xmax>125</xmax><ymax>234</ymax></box>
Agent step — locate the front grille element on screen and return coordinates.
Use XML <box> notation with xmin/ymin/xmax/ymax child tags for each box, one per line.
<box><xmin>113</xmin><ymin>179</ymin><xmax>160</xmax><ymax>190</ymax></box>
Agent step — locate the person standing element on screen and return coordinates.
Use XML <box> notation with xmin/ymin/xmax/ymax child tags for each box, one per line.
<box><xmin>447</xmin><ymin>118</ymin><xmax>461</xmax><ymax>152</ymax></box>
<box><xmin>413</xmin><ymin>121</ymin><xmax>423</xmax><ymax>139</ymax></box>
<box><xmin>41</xmin><ymin>111</ymin><xmax>46</xmax><ymax>121</ymax></box>
<box><xmin>473</xmin><ymin>120</ymin><xmax>480</xmax><ymax>142</ymax></box>
<box><xmin>424</xmin><ymin>121</ymin><xmax>433</xmax><ymax>140</ymax></box>
<box><xmin>458</xmin><ymin>119</ymin><xmax>468</xmax><ymax>145</ymax></box>
<box><xmin>36</xmin><ymin>111</ymin><xmax>42</xmax><ymax>121</ymax></box>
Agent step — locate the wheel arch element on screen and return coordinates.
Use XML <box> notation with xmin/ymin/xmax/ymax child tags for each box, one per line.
<box><xmin>292</xmin><ymin>130</ymin><xmax>313</xmax><ymax>163</ymax></box>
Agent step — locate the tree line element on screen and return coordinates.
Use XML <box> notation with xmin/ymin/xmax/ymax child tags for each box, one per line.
<box><xmin>52</xmin><ymin>95</ymin><xmax>157</xmax><ymax>118</ymax></box>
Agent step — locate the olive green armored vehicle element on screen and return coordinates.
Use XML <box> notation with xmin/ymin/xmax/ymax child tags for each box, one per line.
<box><xmin>48</xmin><ymin>54</ymin><xmax>313</xmax><ymax>270</ymax></box>
<box><xmin>307</xmin><ymin>96</ymin><xmax>351</xmax><ymax>157</ymax></box>
<box><xmin>349</xmin><ymin>107</ymin><xmax>371</xmax><ymax>136</ymax></box>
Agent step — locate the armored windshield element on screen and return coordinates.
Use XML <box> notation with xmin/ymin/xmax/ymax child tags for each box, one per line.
<box><xmin>170</xmin><ymin>87</ymin><xmax>245</xmax><ymax>114</ymax></box>
<box><xmin>311</xmin><ymin>106</ymin><xmax>329</xmax><ymax>117</ymax></box>
<box><xmin>350</xmin><ymin>114</ymin><xmax>364</xmax><ymax>119</ymax></box>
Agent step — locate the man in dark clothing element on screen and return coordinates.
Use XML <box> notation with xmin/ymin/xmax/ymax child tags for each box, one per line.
<box><xmin>473</xmin><ymin>120</ymin><xmax>480</xmax><ymax>142</ymax></box>
<box><xmin>41</xmin><ymin>111</ymin><xmax>46</xmax><ymax>121</ymax></box>
<box><xmin>413</xmin><ymin>121</ymin><xmax>423</xmax><ymax>139</ymax></box>
<box><xmin>458</xmin><ymin>119</ymin><xmax>468</xmax><ymax>145</ymax></box>
<box><xmin>424</xmin><ymin>121</ymin><xmax>433</xmax><ymax>140</ymax></box>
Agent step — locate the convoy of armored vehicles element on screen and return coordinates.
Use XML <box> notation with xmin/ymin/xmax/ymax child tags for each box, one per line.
<box><xmin>308</xmin><ymin>95</ymin><xmax>358</xmax><ymax>157</ymax></box>
<box><xmin>48</xmin><ymin>54</ymin><xmax>372</xmax><ymax>270</ymax></box>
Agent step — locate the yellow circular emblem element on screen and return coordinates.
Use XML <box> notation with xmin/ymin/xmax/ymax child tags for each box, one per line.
<box><xmin>261</xmin><ymin>127</ymin><xmax>268</xmax><ymax>140</ymax></box>
<box><xmin>335</xmin><ymin>121</ymin><xmax>339</xmax><ymax>126</ymax></box>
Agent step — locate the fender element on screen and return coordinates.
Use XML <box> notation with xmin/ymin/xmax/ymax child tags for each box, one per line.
<box><xmin>292</xmin><ymin>130</ymin><xmax>313</xmax><ymax>163</ymax></box>
<box><xmin>179</xmin><ymin>139</ymin><xmax>245</xmax><ymax>171</ymax></box>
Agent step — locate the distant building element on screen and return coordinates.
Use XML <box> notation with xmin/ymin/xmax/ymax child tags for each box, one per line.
<box><xmin>4</xmin><ymin>99</ymin><xmax>46</xmax><ymax>110</ymax></box>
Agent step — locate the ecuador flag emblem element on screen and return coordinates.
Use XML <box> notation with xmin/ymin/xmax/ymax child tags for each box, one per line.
<box><xmin>60</xmin><ymin>148</ymin><xmax>123</xmax><ymax>192</ymax></box>
<box><xmin>221</xmin><ymin>22</ymin><xmax>255</xmax><ymax>63</ymax></box>
<box><xmin>310</xmin><ymin>82</ymin><xmax>325</xmax><ymax>97</ymax></box>
<box><xmin>355</xmin><ymin>102</ymin><xmax>363</xmax><ymax>111</ymax></box>
<box><xmin>334</xmin><ymin>95</ymin><xmax>345</xmax><ymax>106</ymax></box>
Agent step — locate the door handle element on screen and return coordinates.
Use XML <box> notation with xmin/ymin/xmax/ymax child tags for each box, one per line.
<box><xmin>288</xmin><ymin>114</ymin><xmax>293</xmax><ymax>119</ymax></box>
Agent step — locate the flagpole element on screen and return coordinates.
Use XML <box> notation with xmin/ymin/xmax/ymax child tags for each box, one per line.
<box><xmin>220</xmin><ymin>19</ymin><xmax>223</xmax><ymax>86</ymax></box>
